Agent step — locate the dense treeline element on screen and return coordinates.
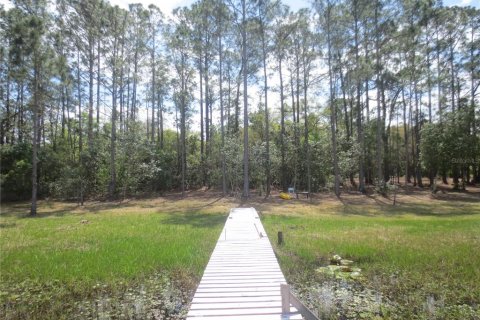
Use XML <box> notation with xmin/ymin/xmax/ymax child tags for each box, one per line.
<box><xmin>0</xmin><ymin>0</ymin><xmax>479</xmax><ymax>213</ymax></box>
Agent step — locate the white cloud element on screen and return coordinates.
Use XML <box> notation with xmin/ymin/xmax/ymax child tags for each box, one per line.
<box><xmin>445</xmin><ymin>0</ymin><xmax>480</xmax><ymax>7</ymax></box>
<box><xmin>0</xmin><ymin>0</ymin><xmax>194</xmax><ymax>16</ymax></box>
<box><xmin>0</xmin><ymin>0</ymin><xmax>13</xmax><ymax>10</ymax></box>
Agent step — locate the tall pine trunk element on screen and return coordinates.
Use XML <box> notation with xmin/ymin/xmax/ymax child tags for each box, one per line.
<box><xmin>242</xmin><ymin>0</ymin><xmax>249</xmax><ymax>198</ymax></box>
<box><xmin>30</xmin><ymin>58</ymin><xmax>40</xmax><ymax>216</ymax></box>
<box><xmin>199</xmin><ymin>53</ymin><xmax>205</xmax><ymax>185</ymax></box>
<box><xmin>77</xmin><ymin>50</ymin><xmax>83</xmax><ymax>154</ymax></box>
<box><xmin>261</xmin><ymin>26</ymin><xmax>271</xmax><ymax>197</ymax></box>
<box><xmin>151</xmin><ymin>30</ymin><xmax>156</xmax><ymax>142</ymax></box>
<box><xmin>180</xmin><ymin>54</ymin><xmax>187</xmax><ymax>198</ymax></box>
<box><xmin>219</xmin><ymin>29</ymin><xmax>226</xmax><ymax>195</ymax></box>
<box><xmin>327</xmin><ymin>1</ymin><xmax>340</xmax><ymax>197</ymax></box>
<box><xmin>354</xmin><ymin>1</ymin><xmax>365</xmax><ymax>193</ymax></box>
<box><xmin>88</xmin><ymin>38</ymin><xmax>94</xmax><ymax>148</ymax></box>
<box><xmin>97</xmin><ymin>39</ymin><xmax>101</xmax><ymax>129</ymax></box>
<box><xmin>375</xmin><ymin>2</ymin><xmax>383</xmax><ymax>189</ymax></box>
<box><xmin>279</xmin><ymin>58</ymin><xmax>286</xmax><ymax>192</ymax></box>
<box><xmin>303</xmin><ymin>51</ymin><xmax>311</xmax><ymax>195</ymax></box>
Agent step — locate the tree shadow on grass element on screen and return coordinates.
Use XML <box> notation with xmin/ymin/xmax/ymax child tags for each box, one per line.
<box><xmin>0</xmin><ymin>200</ymin><xmax>140</xmax><ymax>219</ymax></box>
<box><xmin>393</xmin><ymin>202</ymin><xmax>480</xmax><ymax>217</ymax></box>
<box><xmin>0</xmin><ymin>196</ymin><xmax>229</xmax><ymax>220</ymax></box>
<box><xmin>160</xmin><ymin>211</ymin><xmax>227</xmax><ymax>228</ymax></box>
<box><xmin>338</xmin><ymin>201</ymin><xmax>480</xmax><ymax>217</ymax></box>
<box><xmin>0</xmin><ymin>202</ymin><xmax>73</xmax><ymax>218</ymax></box>
<box><xmin>113</xmin><ymin>196</ymin><xmax>227</xmax><ymax>210</ymax></box>
<box><xmin>0</xmin><ymin>222</ymin><xmax>17</xmax><ymax>228</ymax></box>
<box><xmin>429</xmin><ymin>192</ymin><xmax>480</xmax><ymax>203</ymax></box>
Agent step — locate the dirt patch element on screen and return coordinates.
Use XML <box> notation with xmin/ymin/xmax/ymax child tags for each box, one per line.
<box><xmin>2</xmin><ymin>178</ymin><xmax>478</xmax><ymax>217</ymax></box>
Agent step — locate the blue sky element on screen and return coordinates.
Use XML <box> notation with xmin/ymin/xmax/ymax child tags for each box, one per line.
<box><xmin>1</xmin><ymin>0</ymin><xmax>479</xmax><ymax>14</ymax></box>
<box><xmin>111</xmin><ymin>0</ymin><xmax>479</xmax><ymax>15</ymax></box>
<box><xmin>117</xmin><ymin>0</ymin><xmax>478</xmax><ymax>14</ymax></box>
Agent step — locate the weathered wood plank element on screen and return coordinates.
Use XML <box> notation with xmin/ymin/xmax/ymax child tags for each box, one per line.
<box><xmin>200</xmin><ymin>278</ymin><xmax>285</xmax><ymax>283</ymax></box>
<box><xmin>203</xmin><ymin>271</ymin><xmax>284</xmax><ymax>276</ymax></box>
<box><xmin>201</xmin><ymin>276</ymin><xmax>284</xmax><ymax>281</ymax></box>
<box><xmin>187</xmin><ymin>314</ymin><xmax>303</xmax><ymax>320</ymax></box>
<box><xmin>198</xmin><ymin>282</ymin><xmax>283</xmax><ymax>289</ymax></box>
<box><xmin>187</xmin><ymin>208</ymin><xmax>305</xmax><ymax>320</ymax></box>
<box><xmin>192</xmin><ymin>296</ymin><xmax>281</xmax><ymax>304</ymax></box>
<box><xmin>193</xmin><ymin>291</ymin><xmax>280</xmax><ymax>298</ymax></box>
<box><xmin>196</xmin><ymin>286</ymin><xmax>280</xmax><ymax>293</ymax></box>
<box><xmin>188</xmin><ymin>306</ymin><xmax>286</xmax><ymax>317</ymax></box>
<box><xmin>189</xmin><ymin>301</ymin><xmax>283</xmax><ymax>310</ymax></box>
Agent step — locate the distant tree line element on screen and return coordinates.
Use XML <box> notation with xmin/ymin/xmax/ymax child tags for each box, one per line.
<box><xmin>0</xmin><ymin>0</ymin><xmax>479</xmax><ymax>214</ymax></box>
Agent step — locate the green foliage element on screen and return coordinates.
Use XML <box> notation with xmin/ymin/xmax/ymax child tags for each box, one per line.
<box><xmin>337</xmin><ymin>133</ymin><xmax>361</xmax><ymax>181</ymax></box>
<box><xmin>48</xmin><ymin>164</ymin><xmax>82</xmax><ymax>200</ymax></box>
<box><xmin>0</xmin><ymin>143</ymin><xmax>32</xmax><ymax>200</ymax></box>
<box><xmin>421</xmin><ymin>109</ymin><xmax>478</xmax><ymax>187</ymax></box>
<box><xmin>420</xmin><ymin>122</ymin><xmax>444</xmax><ymax>177</ymax></box>
<box><xmin>308</xmin><ymin>122</ymin><xmax>333</xmax><ymax>190</ymax></box>
<box><xmin>1</xmin><ymin>0</ymin><xmax>480</xmax><ymax>201</ymax></box>
<box><xmin>114</xmin><ymin>126</ymin><xmax>181</xmax><ymax>197</ymax></box>
<box><xmin>224</xmin><ymin>135</ymin><xmax>243</xmax><ymax>193</ymax></box>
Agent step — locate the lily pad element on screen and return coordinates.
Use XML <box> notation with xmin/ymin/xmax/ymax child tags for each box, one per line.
<box><xmin>330</xmin><ymin>254</ymin><xmax>342</xmax><ymax>265</ymax></box>
<box><xmin>340</xmin><ymin>259</ymin><xmax>354</xmax><ymax>266</ymax></box>
<box><xmin>316</xmin><ymin>265</ymin><xmax>363</xmax><ymax>280</ymax></box>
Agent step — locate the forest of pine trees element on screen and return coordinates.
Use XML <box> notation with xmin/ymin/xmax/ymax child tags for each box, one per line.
<box><xmin>1</xmin><ymin>0</ymin><xmax>479</xmax><ymax>213</ymax></box>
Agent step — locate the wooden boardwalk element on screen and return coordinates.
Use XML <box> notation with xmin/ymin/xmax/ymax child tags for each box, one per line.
<box><xmin>187</xmin><ymin>207</ymin><xmax>303</xmax><ymax>320</ymax></box>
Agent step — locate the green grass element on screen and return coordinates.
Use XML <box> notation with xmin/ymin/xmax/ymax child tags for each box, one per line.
<box><xmin>1</xmin><ymin>192</ymin><xmax>479</xmax><ymax>319</ymax></box>
<box><xmin>261</xmin><ymin>199</ymin><xmax>480</xmax><ymax>319</ymax></box>
<box><xmin>1</xmin><ymin>206</ymin><xmax>224</xmax><ymax>282</ymax></box>
<box><xmin>0</xmin><ymin>199</ymin><xmax>226</xmax><ymax>319</ymax></box>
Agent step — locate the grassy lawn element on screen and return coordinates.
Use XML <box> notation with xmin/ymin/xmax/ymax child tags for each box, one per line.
<box><xmin>1</xmin><ymin>189</ymin><xmax>480</xmax><ymax>319</ymax></box>
<box><xmin>0</xmin><ymin>197</ymin><xmax>227</xmax><ymax>319</ymax></box>
<box><xmin>260</xmin><ymin>192</ymin><xmax>480</xmax><ymax>319</ymax></box>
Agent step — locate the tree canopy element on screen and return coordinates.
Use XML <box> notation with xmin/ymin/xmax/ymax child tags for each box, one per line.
<box><xmin>0</xmin><ymin>0</ymin><xmax>479</xmax><ymax>212</ymax></box>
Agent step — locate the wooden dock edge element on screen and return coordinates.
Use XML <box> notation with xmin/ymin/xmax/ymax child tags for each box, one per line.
<box><xmin>281</xmin><ymin>284</ymin><xmax>319</xmax><ymax>320</ymax></box>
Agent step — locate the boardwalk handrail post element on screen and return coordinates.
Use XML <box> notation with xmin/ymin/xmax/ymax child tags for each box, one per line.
<box><xmin>253</xmin><ymin>223</ymin><xmax>263</xmax><ymax>238</ymax></box>
<box><xmin>282</xmin><ymin>284</ymin><xmax>320</xmax><ymax>320</ymax></box>
<box><xmin>278</xmin><ymin>231</ymin><xmax>284</xmax><ymax>245</ymax></box>
<box><xmin>281</xmin><ymin>283</ymin><xmax>290</xmax><ymax>314</ymax></box>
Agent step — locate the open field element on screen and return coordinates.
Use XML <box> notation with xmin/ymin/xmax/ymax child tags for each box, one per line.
<box><xmin>1</xmin><ymin>186</ymin><xmax>480</xmax><ymax>319</ymax></box>
<box><xmin>0</xmin><ymin>197</ymin><xmax>227</xmax><ymax>319</ymax></box>
<box><xmin>261</xmin><ymin>195</ymin><xmax>480</xmax><ymax>319</ymax></box>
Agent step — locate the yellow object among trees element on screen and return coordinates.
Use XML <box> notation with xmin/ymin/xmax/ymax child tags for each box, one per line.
<box><xmin>279</xmin><ymin>192</ymin><xmax>293</xmax><ymax>200</ymax></box>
